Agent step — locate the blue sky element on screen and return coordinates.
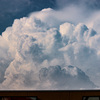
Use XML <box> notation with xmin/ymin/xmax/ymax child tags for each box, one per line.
<box><xmin>0</xmin><ymin>0</ymin><xmax>100</xmax><ymax>34</ymax></box>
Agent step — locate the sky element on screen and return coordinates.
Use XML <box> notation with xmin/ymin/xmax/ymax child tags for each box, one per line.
<box><xmin>1</xmin><ymin>0</ymin><xmax>100</xmax><ymax>34</ymax></box>
<box><xmin>0</xmin><ymin>0</ymin><xmax>100</xmax><ymax>90</ymax></box>
<box><xmin>0</xmin><ymin>0</ymin><xmax>56</xmax><ymax>34</ymax></box>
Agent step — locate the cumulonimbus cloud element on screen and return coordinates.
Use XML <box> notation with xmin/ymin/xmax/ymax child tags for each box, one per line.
<box><xmin>0</xmin><ymin>7</ymin><xmax>100</xmax><ymax>90</ymax></box>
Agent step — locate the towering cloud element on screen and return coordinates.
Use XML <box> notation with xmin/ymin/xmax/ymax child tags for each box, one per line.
<box><xmin>0</xmin><ymin>7</ymin><xmax>100</xmax><ymax>90</ymax></box>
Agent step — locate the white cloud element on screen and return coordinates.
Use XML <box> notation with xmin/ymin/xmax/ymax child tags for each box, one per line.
<box><xmin>1</xmin><ymin>7</ymin><xmax>100</xmax><ymax>89</ymax></box>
